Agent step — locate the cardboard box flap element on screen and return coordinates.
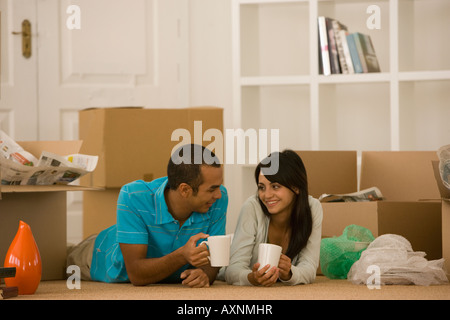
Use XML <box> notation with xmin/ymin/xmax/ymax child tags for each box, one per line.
<box><xmin>360</xmin><ymin>151</ymin><xmax>440</xmax><ymax>201</ymax></box>
<box><xmin>185</xmin><ymin>106</ymin><xmax>222</xmax><ymax>111</ymax></box>
<box><xmin>0</xmin><ymin>185</ymin><xmax>100</xmax><ymax>194</ymax></box>
<box><xmin>18</xmin><ymin>140</ymin><xmax>83</xmax><ymax>158</ymax></box>
<box><xmin>295</xmin><ymin>151</ymin><xmax>357</xmax><ymax>199</ymax></box>
<box><xmin>432</xmin><ymin>161</ymin><xmax>450</xmax><ymax>200</ymax></box>
<box><xmin>81</xmin><ymin>106</ymin><xmax>144</xmax><ymax>112</ymax></box>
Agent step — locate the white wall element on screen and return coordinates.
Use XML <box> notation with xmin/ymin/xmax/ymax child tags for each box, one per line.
<box><xmin>188</xmin><ymin>0</ymin><xmax>241</xmax><ymax>233</ymax></box>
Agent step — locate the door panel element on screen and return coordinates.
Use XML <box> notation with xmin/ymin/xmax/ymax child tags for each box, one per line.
<box><xmin>37</xmin><ymin>0</ymin><xmax>188</xmax><ymax>140</ymax></box>
<box><xmin>0</xmin><ymin>0</ymin><xmax>39</xmax><ymax>141</ymax></box>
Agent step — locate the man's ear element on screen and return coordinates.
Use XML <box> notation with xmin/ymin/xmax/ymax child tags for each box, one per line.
<box><xmin>178</xmin><ymin>183</ymin><xmax>192</xmax><ymax>197</ymax></box>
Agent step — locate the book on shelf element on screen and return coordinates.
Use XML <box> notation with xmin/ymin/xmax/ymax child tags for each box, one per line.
<box><xmin>325</xmin><ymin>17</ymin><xmax>341</xmax><ymax>74</ymax></box>
<box><xmin>318</xmin><ymin>16</ymin><xmax>331</xmax><ymax>76</ymax></box>
<box><xmin>318</xmin><ymin>30</ymin><xmax>323</xmax><ymax>75</ymax></box>
<box><xmin>354</xmin><ymin>32</ymin><xmax>381</xmax><ymax>73</ymax></box>
<box><xmin>346</xmin><ymin>33</ymin><xmax>364</xmax><ymax>73</ymax></box>
<box><xmin>318</xmin><ymin>17</ymin><xmax>380</xmax><ymax>75</ymax></box>
<box><xmin>338</xmin><ymin>29</ymin><xmax>355</xmax><ymax>74</ymax></box>
<box><xmin>333</xmin><ymin>20</ymin><xmax>360</xmax><ymax>75</ymax></box>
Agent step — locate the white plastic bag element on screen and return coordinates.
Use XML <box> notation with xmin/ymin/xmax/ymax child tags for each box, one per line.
<box><xmin>438</xmin><ymin>144</ymin><xmax>450</xmax><ymax>190</ymax></box>
<box><xmin>347</xmin><ymin>234</ymin><xmax>448</xmax><ymax>286</ymax></box>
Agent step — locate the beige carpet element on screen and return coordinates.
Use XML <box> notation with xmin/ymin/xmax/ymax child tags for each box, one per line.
<box><xmin>9</xmin><ymin>276</ymin><xmax>450</xmax><ymax>300</ymax></box>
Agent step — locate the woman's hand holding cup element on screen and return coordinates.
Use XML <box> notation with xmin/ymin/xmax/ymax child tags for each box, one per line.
<box><xmin>248</xmin><ymin>262</ymin><xmax>279</xmax><ymax>287</ymax></box>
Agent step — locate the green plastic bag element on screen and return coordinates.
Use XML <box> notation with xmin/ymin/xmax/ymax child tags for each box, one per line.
<box><xmin>320</xmin><ymin>224</ymin><xmax>375</xmax><ymax>279</ymax></box>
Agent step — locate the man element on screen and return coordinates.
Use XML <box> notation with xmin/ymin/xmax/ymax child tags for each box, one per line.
<box><xmin>68</xmin><ymin>144</ymin><xmax>228</xmax><ymax>288</ymax></box>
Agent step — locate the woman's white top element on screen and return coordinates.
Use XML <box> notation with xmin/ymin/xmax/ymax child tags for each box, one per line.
<box><xmin>224</xmin><ymin>194</ymin><xmax>323</xmax><ymax>286</ymax></box>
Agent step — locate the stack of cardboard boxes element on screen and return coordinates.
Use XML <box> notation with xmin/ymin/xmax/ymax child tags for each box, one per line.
<box><xmin>298</xmin><ymin>150</ymin><xmax>443</xmax><ymax>261</ymax></box>
<box><xmin>79</xmin><ymin>107</ymin><xmax>224</xmax><ymax>237</ymax></box>
<box><xmin>0</xmin><ymin>141</ymin><xmax>94</xmax><ymax>280</ymax></box>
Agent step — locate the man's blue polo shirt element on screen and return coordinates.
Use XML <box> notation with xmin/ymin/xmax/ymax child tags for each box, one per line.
<box><xmin>90</xmin><ymin>177</ymin><xmax>228</xmax><ymax>283</ymax></box>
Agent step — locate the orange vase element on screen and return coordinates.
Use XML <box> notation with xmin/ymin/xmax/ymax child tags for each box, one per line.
<box><xmin>4</xmin><ymin>221</ymin><xmax>42</xmax><ymax>295</ymax></box>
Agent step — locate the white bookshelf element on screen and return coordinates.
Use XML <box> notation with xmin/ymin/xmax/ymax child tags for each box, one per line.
<box><xmin>232</xmin><ymin>0</ymin><xmax>450</xmax><ymax>202</ymax></box>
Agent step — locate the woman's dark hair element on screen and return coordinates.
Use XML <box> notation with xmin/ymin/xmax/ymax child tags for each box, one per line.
<box><xmin>254</xmin><ymin>149</ymin><xmax>312</xmax><ymax>259</ymax></box>
<box><xmin>167</xmin><ymin>144</ymin><xmax>221</xmax><ymax>194</ymax></box>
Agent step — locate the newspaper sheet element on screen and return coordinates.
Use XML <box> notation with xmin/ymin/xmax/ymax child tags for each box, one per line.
<box><xmin>0</xmin><ymin>151</ymin><xmax>98</xmax><ymax>186</ymax></box>
<box><xmin>0</xmin><ymin>131</ymin><xmax>38</xmax><ymax>166</ymax></box>
<box><xmin>0</xmin><ymin>130</ymin><xmax>98</xmax><ymax>186</ymax></box>
<box><xmin>319</xmin><ymin>186</ymin><xmax>384</xmax><ymax>202</ymax></box>
<box><xmin>437</xmin><ymin>144</ymin><xmax>450</xmax><ymax>190</ymax></box>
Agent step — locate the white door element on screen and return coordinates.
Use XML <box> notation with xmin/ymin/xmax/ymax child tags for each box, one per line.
<box><xmin>37</xmin><ymin>0</ymin><xmax>189</xmax><ymax>141</ymax></box>
<box><xmin>1</xmin><ymin>0</ymin><xmax>189</xmax><ymax>243</ymax></box>
<box><xmin>0</xmin><ymin>0</ymin><xmax>39</xmax><ymax>141</ymax></box>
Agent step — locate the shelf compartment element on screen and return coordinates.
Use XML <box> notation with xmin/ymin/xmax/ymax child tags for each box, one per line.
<box><xmin>319</xmin><ymin>82</ymin><xmax>391</xmax><ymax>151</ymax></box>
<box><xmin>241</xmin><ymin>85</ymin><xmax>311</xmax><ymax>151</ymax></box>
<box><xmin>398</xmin><ymin>0</ymin><xmax>450</xmax><ymax>72</ymax></box>
<box><xmin>399</xmin><ymin>80</ymin><xmax>450</xmax><ymax>150</ymax></box>
<box><xmin>240</xmin><ymin>1</ymin><xmax>310</xmax><ymax>77</ymax></box>
<box><xmin>318</xmin><ymin>0</ymin><xmax>390</xmax><ymax>74</ymax></box>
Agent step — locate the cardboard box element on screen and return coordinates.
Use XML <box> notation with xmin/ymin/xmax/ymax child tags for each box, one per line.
<box><xmin>79</xmin><ymin>107</ymin><xmax>224</xmax><ymax>188</ymax></box>
<box><xmin>320</xmin><ymin>151</ymin><xmax>442</xmax><ymax>260</ymax></box>
<box><xmin>0</xmin><ymin>141</ymin><xmax>94</xmax><ymax>280</ymax></box>
<box><xmin>295</xmin><ymin>151</ymin><xmax>357</xmax><ymax>199</ymax></box>
<box><xmin>432</xmin><ymin>161</ymin><xmax>450</xmax><ymax>272</ymax></box>
<box><xmin>293</xmin><ymin>151</ymin><xmax>356</xmax><ymax>276</ymax></box>
<box><xmin>83</xmin><ymin>188</ymin><xmax>120</xmax><ymax>237</ymax></box>
<box><xmin>80</xmin><ymin>107</ymin><xmax>224</xmax><ymax>237</ymax></box>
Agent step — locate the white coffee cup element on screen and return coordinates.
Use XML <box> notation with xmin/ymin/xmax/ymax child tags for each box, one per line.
<box><xmin>200</xmin><ymin>235</ymin><xmax>231</xmax><ymax>267</ymax></box>
<box><xmin>257</xmin><ymin>243</ymin><xmax>282</xmax><ymax>271</ymax></box>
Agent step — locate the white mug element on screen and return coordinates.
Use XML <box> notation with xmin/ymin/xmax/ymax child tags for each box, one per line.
<box><xmin>257</xmin><ymin>243</ymin><xmax>282</xmax><ymax>271</ymax></box>
<box><xmin>200</xmin><ymin>235</ymin><xmax>231</xmax><ymax>267</ymax></box>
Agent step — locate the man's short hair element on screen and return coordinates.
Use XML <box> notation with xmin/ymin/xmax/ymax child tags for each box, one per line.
<box><xmin>167</xmin><ymin>144</ymin><xmax>221</xmax><ymax>194</ymax></box>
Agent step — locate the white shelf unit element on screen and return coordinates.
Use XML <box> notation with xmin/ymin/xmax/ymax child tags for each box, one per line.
<box><xmin>232</xmin><ymin>0</ymin><xmax>450</xmax><ymax>202</ymax></box>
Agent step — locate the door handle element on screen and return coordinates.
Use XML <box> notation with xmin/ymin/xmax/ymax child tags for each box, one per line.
<box><xmin>11</xmin><ymin>20</ymin><xmax>32</xmax><ymax>58</ymax></box>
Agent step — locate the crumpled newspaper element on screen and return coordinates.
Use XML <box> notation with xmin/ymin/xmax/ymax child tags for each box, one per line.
<box><xmin>347</xmin><ymin>234</ymin><xmax>448</xmax><ymax>286</ymax></box>
<box><xmin>438</xmin><ymin>144</ymin><xmax>450</xmax><ymax>190</ymax></box>
<box><xmin>0</xmin><ymin>130</ymin><xmax>38</xmax><ymax>166</ymax></box>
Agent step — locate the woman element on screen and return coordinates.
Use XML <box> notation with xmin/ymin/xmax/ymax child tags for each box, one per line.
<box><xmin>225</xmin><ymin>150</ymin><xmax>323</xmax><ymax>286</ymax></box>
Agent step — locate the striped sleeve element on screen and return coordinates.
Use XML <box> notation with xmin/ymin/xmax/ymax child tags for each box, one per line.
<box><xmin>116</xmin><ymin>184</ymin><xmax>149</xmax><ymax>244</ymax></box>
